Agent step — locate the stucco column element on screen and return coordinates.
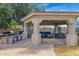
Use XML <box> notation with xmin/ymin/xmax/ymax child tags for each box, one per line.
<box><xmin>31</xmin><ymin>18</ymin><xmax>43</xmax><ymax>46</ymax></box>
<box><xmin>66</xmin><ymin>20</ymin><xmax>77</xmax><ymax>46</ymax></box>
<box><xmin>23</xmin><ymin>24</ymin><xmax>27</xmax><ymax>39</ymax></box>
<box><xmin>54</xmin><ymin>25</ymin><xmax>58</xmax><ymax>33</ymax></box>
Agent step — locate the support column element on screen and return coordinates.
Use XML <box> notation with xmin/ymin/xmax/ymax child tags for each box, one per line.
<box><xmin>66</xmin><ymin>20</ymin><xmax>77</xmax><ymax>46</ymax></box>
<box><xmin>31</xmin><ymin>18</ymin><xmax>43</xmax><ymax>46</ymax></box>
<box><xmin>23</xmin><ymin>24</ymin><xmax>27</xmax><ymax>39</ymax></box>
<box><xmin>54</xmin><ymin>25</ymin><xmax>58</xmax><ymax>33</ymax></box>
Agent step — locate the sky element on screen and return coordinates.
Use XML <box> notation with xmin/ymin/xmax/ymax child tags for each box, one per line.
<box><xmin>43</xmin><ymin>3</ymin><xmax>79</xmax><ymax>25</ymax></box>
<box><xmin>44</xmin><ymin>3</ymin><xmax>79</xmax><ymax>11</ymax></box>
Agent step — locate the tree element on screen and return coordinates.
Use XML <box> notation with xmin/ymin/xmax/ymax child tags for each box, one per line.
<box><xmin>0</xmin><ymin>4</ymin><xmax>15</xmax><ymax>29</ymax></box>
<box><xmin>29</xmin><ymin>3</ymin><xmax>45</xmax><ymax>12</ymax></box>
<box><xmin>0</xmin><ymin>3</ymin><xmax>45</xmax><ymax>30</ymax></box>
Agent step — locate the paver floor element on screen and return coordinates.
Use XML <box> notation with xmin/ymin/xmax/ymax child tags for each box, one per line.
<box><xmin>0</xmin><ymin>39</ymin><xmax>55</xmax><ymax>56</ymax></box>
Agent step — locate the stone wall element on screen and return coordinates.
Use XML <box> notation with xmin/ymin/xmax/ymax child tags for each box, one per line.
<box><xmin>0</xmin><ymin>36</ymin><xmax>8</xmax><ymax>44</ymax></box>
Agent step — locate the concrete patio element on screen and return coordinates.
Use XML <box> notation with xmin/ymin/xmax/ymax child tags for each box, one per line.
<box><xmin>0</xmin><ymin>39</ymin><xmax>55</xmax><ymax>56</ymax></box>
